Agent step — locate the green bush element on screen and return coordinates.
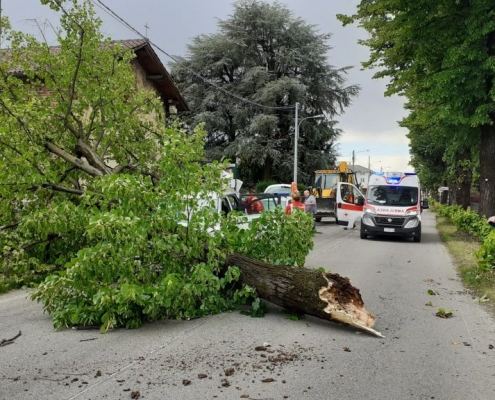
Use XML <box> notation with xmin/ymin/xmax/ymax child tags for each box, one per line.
<box><xmin>255</xmin><ymin>180</ymin><xmax>278</xmax><ymax>192</ymax></box>
<box><xmin>432</xmin><ymin>201</ymin><xmax>494</xmax><ymax>271</ymax></box>
<box><xmin>436</xmin><ymin>204</ymin><xmax>490</xmax><ymax>241</ymax></box>
<box><xmin>476</xmin><ymin>231</ymin><xmax>495</xmax><ymax>271</ymax></box>
<box><xmin>297</xmin><ymin>183</ymin><xmax>309</xmax><ymax>193</ymax></box>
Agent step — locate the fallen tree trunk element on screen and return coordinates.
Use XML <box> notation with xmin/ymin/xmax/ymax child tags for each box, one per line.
<box><xmin>225</xmin><ymin>253</ymin><xmax>383</xmax><ymax>338</ymax></box>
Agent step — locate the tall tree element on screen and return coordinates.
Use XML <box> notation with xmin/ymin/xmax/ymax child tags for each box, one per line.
<box><xmin>402</xmin><ymin>92</ymin><xmax>479</xmax><ymax>208</ymax></box>
<box><xmin>404</xmin><ymin>111</ymin><xmax>479</xmax><ymax>207</ymax></box>
<box><xmin>339</xmin><ymin>0</ymin><xmax>495</xmax><ymax>216</ymax></box>
<box><xmin>171</xmin><ymin>0</ymin><xmax>359</xmax><ymax>184</ymax></box>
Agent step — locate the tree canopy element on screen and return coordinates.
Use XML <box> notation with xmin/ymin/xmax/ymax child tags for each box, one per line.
<box><xmin>171</xmin><ymin>0</ymin><xmax>360</xmax><ymax>184</ymax></box>
<box><xmin>0</xmin><ymin>0</ymin><xmax>315</xmax><ymax>331</ymax></box>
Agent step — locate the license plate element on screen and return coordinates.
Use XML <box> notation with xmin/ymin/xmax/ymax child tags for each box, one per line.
<box><xmin>384</xmin><ymin>228</ymin><xmax>395</xmax><ymax>233</ymax></box>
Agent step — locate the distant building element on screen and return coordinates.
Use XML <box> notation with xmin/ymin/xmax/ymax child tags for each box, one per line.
<box><xmin>337</xmin><ymin>161</ymin><xmax>372</xmax><ymax>190</ymax></box>
<box><xmin>352</xmin><ymin>164</ymin><xmax>372</xmax><ymax>190</ymax></box>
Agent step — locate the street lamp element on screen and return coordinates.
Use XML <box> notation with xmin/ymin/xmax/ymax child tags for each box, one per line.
<box><xmin>352</xmin><ymin>149</ymin><xmax>369</xmax><ymax>172</ymax></box>
<box><xmin>293</xmin><ymin>103</ymin><xmax>325</xmax><ymax>183</ymax></box>
<box><xmin>375</xmin><ymin>161</ymin><xmax>391</xmax><ymax>172</ymax></box>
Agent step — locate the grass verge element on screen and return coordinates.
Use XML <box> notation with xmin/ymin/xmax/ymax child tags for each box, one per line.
<box><xmin>436</xmin><ymin>216</ymin><xmax>495</xmax><ymax>302</ymax></box>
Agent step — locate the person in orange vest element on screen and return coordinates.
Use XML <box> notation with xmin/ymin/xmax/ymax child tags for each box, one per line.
<box><xmin>285</xmin><ymin>191</ymin><xmax>306</xmax><ymax>215</ymax></box>
<box><xmin>245</xmin><ymin>194</ymin><xmax>264</xmax><ymax>214</ymax></box>
<box><xmin>242</xmin><ymin>186</ymin><xmax>264</xmax><ymax>214</ymax></box>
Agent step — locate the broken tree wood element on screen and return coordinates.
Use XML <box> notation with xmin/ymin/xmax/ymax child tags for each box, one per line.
<box><xmin>225</xmin><ymin>253</ymin><xmax>384</xmax><ymax>338</ymax></box>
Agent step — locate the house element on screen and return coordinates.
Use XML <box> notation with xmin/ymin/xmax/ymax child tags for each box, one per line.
<box><xmin>1</xmin><ymin>38</ymin><xmax>188</xmax><ymax>116</ymax></box>
<box><xmin>119</xmin><ymin>39</ymin><xmax>189</xmax><ymax>116</ymax></box>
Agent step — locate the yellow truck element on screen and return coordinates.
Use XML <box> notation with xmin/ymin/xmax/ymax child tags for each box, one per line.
<box><xmin>311</xmin><ymin>162</ymin><xmax>358</xmax><ymax>222</ymax></box>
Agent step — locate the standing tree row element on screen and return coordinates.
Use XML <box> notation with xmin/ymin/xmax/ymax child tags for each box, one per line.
<box><xmin>340</xmin><ymin>0</ymin><xmax>495</xmax><ymax>216</ymax></box>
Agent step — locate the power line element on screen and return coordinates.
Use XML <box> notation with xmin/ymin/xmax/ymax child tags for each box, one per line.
<box><xmin>93</xmin><ymin>0</ymin><xmax>295</xmax><ymax>112</ymax></box>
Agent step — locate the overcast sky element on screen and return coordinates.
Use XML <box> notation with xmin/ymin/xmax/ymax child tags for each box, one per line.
<box><xmin>2</xmin><ymin>0</ymin><xmax>412</xmax><ymax>172</ymax></box>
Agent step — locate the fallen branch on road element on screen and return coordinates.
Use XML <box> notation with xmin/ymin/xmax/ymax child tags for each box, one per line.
<box><xmin>225</xmin><ymin>253</ymin><xmax>384</xmax><ymax>337</ymax></box>
<box><xmin>0</xmin><ymin>331</ymin><xmax>22</xmax><ymax>347</ymax></box>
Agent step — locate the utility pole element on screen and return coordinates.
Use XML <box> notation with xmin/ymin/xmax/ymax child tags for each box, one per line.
<box><xmin>368</xmin><ymin>154</ymin><xmax>371</xmax><ymax>181</ymax></box>
<box><xmin>293</xmin><ymin>107</ymin><xmax>324</xmax><ymax>187</ymax></box>
<box><xmin>293</xmin><ymin>102</ymin><xmax>299</xmax><ymax>184</ymax></box>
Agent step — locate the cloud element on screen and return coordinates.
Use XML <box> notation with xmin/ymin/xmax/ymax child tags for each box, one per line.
<box><xmin>339</xmin><ymin>127</ymin><xmax>410</xmax><ymax>146</ymax></box>
<box><xmin>336</xmin><ymin>126</ymin><xmax>412</xmax><ymax>172</ymax></box>
<box><xmin>338</xmin><ymin>152</ymin><xmax>412</xmax><ymax>173</ymax></box>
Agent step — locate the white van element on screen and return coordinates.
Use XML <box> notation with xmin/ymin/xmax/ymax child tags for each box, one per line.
<box><xmin>334</xmin><ymin>172</ymin><xmax>428</xmax><ymax>242</ymax></box>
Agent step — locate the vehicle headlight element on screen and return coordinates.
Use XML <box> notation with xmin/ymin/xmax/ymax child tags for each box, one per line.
<box><xmin>364</xmin><ymin>207</ymin><xmax>376</xmax><ymax>215</ymax></box>
<box><xmin>362</xmin><ymin>215</ymin><xmax>375</xmax><ymax>226</ymax></box>
<box><xmin>404</xmin><ymin>218</ymin><xmax>419</xmax><ymax>228</ymax></box>
<box><xmin>405</xmin><ymin>209</ymin><xmax>419</xmax><ymax>216</ymax></box>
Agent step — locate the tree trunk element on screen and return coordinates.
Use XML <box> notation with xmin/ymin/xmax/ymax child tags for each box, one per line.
<box><xmin>452</xmin><ymin>150</ymin><xmax>472</xmax><ymax>210</ymax></box>
<box><xmin>225</xmin><ymin>253</ymin><xmax>383</xmax><ymax>337</ymax></box>
<box><xmin>457</xmin><ymin>179</ymin><xmax>471</xmax><ymax>210</ymax></box>
<box><xmin>440</xmin><ymin>189</ymin><xmax>449</xmax><ymax>205</ymax></box>
<box><xmin>448</xmin><ymin>182</ymin><xmax>458</xmax><ymax>206</ymax></box>
<box><xmin>479</xmin><ymin>123</ymin><xmax>495</xmax><ymax>217</ymax></box>
<box><xmin>262</xmin><ymin>159</ymin><xmax>272</xmax><ymax>181</ymax></box>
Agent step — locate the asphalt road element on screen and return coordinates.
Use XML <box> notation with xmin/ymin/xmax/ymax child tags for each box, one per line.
<box><xmin>1</xmin><ymin>210</ymin><xmax>495</xmax><ymax>400</ymax></box>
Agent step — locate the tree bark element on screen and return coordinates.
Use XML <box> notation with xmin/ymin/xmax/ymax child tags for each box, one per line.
<box><xmin>479</xmin><ymin>123</ymin><xmax>495</xmax><ymax>217</ymax></box>
<box><xmin>225</xmin><ymin>253</ymin><xmax>383</xmax><ymax>337</ymax></box>
<box><xmin>261</xmin><ymin>159</ymin><xmax>273</xmax><ymax>182</ymax></box>
<box><xmin>75</xmin><ymin>139</ymin><xmax>112</xmax><ymax>175</ymax></box>
<box><xmin>45</xmin><ymin>141</ymin><xmax>104</xmax><ymax>176</ymax></box>
<box><xmin>451</xmin><ymin>150</ymin><xmax>472</xmax><ymax>210</ymax></box>
<box><xmin>440</xmin><ymin>189</ymin><xmax>449</xmax><ymax>205</ymax></box>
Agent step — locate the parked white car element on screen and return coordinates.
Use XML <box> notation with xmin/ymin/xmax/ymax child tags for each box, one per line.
<box><xmin>264</xmin><ymin>183</ymin><xmax>292</xmax><ymax>208</ymax></box>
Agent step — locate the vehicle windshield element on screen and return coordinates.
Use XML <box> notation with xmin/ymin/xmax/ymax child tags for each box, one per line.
<box><xmin>367</xmin><ymin>185</ymin><xmax>418</xmax><ymax>206</ymax></box>
<box><xmin>314</xmin><ymin>173</ymin><xmax>340</xmax><ymax>189</ymax></box>
<box><xmin>265</xmin><ymin>185</ymin><xmax>291</xmax><ymax>195</ymax></box>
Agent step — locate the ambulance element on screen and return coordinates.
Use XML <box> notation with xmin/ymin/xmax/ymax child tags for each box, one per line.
<box><xmin>334</xmin><ymin>172</ymin><xmax>428</xmax><ymax>242</ymax></box>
